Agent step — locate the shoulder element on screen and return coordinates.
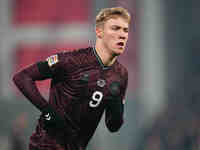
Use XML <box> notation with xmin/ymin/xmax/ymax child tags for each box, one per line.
<box><xmin>61</xmin><ymin>47</ymin><xmax>92</xmax><ymax>56</ymax></box>
<box><xmin>55</xmin><ymin>47</ymin><xmax>93</xmax><ymax>63</ymax></box>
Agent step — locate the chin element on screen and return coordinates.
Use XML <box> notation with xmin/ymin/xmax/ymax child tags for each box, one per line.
<box><xmin>110</xmin><ymin>47</ymin><xmax>124</xmax><ymax>56</ymax></box>
<box><xmin>113</xmin><ymin>51</ymin><xmax>124</xmax><ymax>56</ymax></box>
<box><xmin>117</xmin><ymin>48</ymin><xmax>125</xmax><ymax>54</ymax></box>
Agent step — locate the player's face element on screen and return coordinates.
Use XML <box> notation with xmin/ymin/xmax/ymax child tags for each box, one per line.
<box><xmin>102</xmin><ymin>17</ymin><xmax>129</xmax><ymax>55</ymax></box>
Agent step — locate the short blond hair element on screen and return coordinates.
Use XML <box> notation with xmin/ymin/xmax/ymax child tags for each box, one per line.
<box><xmin>96</xmin><ymin>7</ymin><xmax>131</xmax><ymax>28</ymax></box>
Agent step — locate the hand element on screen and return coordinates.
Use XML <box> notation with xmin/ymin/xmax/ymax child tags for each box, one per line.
<box><xmin>42</xmin><ymin>106</ymin><xmax>66</xmax><ymax>131</ymax></box>
<box><xmin>41</xmin><ymin>105</ymin><xmax>80</xmax><ymax>142</ymax></box>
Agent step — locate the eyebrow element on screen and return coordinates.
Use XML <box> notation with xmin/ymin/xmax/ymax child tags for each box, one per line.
<box><xmin>111</xmin><ymin>25</ymin><xmax>129</xmax><ymax>29</ymax></box>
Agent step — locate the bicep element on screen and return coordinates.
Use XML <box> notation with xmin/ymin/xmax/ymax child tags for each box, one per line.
<box><xmin>15</xmin><ymin>59</ymin><xmax>60</xmax><ymax>81</ymax></box>
<box><xmin>14</xmin><ymin>62</ymin><xmax>51</xmax><ymax>81</ymax></box>
<box><xmin>121</xmin><ymin>70</ymin><xmax>128</xmax><ymax>104</ymax></box>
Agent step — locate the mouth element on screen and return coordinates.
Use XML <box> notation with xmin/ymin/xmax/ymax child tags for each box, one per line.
<box><xmin>117</xmin><ymin>42</ymin><xmax>124</xmax><ymax>46</ymax></box>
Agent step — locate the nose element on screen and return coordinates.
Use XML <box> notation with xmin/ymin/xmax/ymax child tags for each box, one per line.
<box><xmin>119</xmin><ymin>36</ymin><xmax>126</xmax><ymax>40</ymax></box>
<box><xmin>118</xmin><ymin>30</ymin><xmax>127</xmax><ymax>40</ymax></box>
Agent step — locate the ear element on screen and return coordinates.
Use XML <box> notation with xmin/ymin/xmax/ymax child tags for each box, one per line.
<box><xmin>96</xmin><ymin>27</ymin><xmax>103</xmax><ymax>39</ymax></box>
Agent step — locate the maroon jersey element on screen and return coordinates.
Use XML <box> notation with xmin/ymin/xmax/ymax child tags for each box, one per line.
<box><xmin>13</xmin><ymin>47</ymin><xmax>128</xmax><ymax>150</ymax></box>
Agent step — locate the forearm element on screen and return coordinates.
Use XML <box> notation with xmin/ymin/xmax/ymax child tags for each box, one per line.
<box><xmin>13</xmin><ymin>64</ymin><xmax>48</xmax><ymax>111</ymax></box>
<box><xmin>105</xmin><ymin>99</ymin><xmax>124</xmax><ymax>132</ymax></box>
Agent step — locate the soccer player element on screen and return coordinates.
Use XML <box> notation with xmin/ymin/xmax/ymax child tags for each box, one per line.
<box><xmin>13</xmin><ymin>7</ymin><xmax>131</xmax><ymax>150</ymax></box>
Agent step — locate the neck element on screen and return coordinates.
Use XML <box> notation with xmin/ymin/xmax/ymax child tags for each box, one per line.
<box><xmin>95</xmin><ymin>40</ymin><xmax>117</xmax><ymax>66</ymax></box>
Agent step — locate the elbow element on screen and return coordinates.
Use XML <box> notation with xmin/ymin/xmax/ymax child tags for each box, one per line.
<box><xmin>13</xmin><ymin>71</ymin><xmax>28</xmax><ymax>87</ymax></box>
<box><xmin>13</xmin><ymin>72</ymin><xmax>21</xmax><ymax>85</ymax></box>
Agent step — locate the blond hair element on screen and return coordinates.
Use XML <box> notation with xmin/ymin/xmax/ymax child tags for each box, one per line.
<box><xmin>96</xmin><ymin>7</ymin><xmax>131</xmax><ymax>28</ymax></box>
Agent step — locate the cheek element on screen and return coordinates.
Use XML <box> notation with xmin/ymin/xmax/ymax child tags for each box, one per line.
<box><xmin>104</xmin><ymin>32</ymin><xmax>116</xmax><ymax>41</ymax></box>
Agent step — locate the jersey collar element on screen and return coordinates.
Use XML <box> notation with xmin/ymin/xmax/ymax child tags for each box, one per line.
<box><xmin>92</xmin><ymin>47</ymin><xmax>113</xmax><ymax>70</ymax></box>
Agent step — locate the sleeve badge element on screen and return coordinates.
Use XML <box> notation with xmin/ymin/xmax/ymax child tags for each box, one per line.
<box><xmin>46</xmin><ymin>54</ymin><xmax>58</xmax><ymax>67</ymax></box>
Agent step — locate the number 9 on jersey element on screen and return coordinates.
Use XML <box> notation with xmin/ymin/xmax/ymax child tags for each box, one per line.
<box><xmin>89</xmin><ymin>91</ymin><xmax>103</xmax><ymax>107</ymax></box>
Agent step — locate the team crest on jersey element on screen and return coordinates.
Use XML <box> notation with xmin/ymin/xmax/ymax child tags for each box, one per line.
<box><xmin>97</xmin><ymin>79</ymin><xmax>106</xmax><ymax>87</ymax></box>
<box><xmin>109</xmin><ymin>81</ymin><xmax>120</xmax><ymax>96</ymax></box>
<box><xmin>46</xmin><ymin>54</ymin><xmax>58</xmax><ymax>67</ymax></box>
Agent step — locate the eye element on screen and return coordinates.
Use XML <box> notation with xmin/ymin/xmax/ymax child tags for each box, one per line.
<box><xmin>124</xmin><ymin>28</ymin><xmax>129</xmax><ymax>33</ymax></box>
<box><xmin>111</xmin><ymin>26</ymin><xmax>120</xmax><ymax>30</ymax></box>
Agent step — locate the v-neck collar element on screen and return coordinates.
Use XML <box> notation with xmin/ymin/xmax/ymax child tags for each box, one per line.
<box><xmin>92</xmin><ymin>47</ymin><xmax>112</xmax><ymax>70</ymax></box>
